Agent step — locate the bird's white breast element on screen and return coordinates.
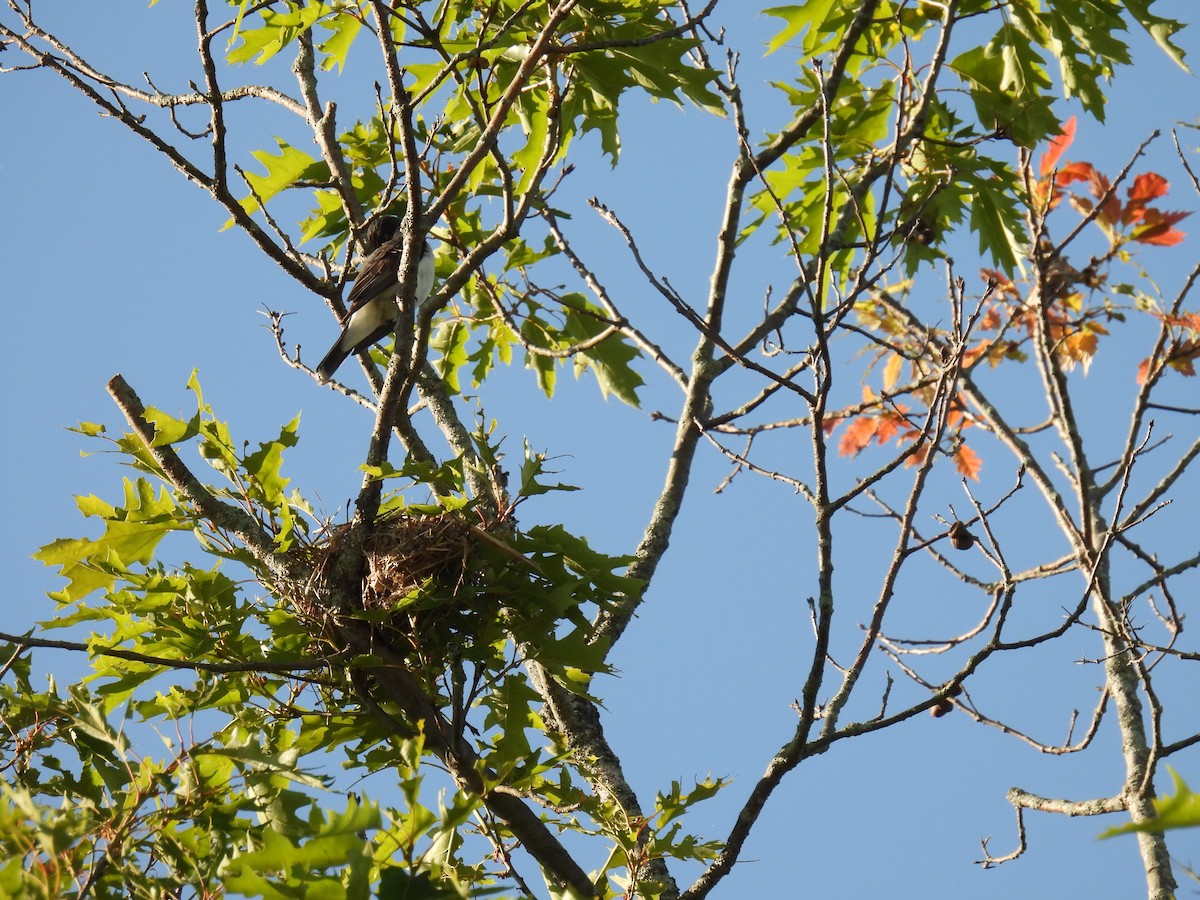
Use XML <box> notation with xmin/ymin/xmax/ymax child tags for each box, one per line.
<box><xmin>343</xmin><ymin>293</ymin><xmax>399</xmax><ymax>346</ymax></box>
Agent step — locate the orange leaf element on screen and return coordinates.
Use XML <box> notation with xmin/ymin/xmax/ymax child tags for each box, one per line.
<box><xmin>980</xmin><ymin>269</ymin><xmax>1019</xmax><ymax>299</ymax></box>
<box><xmin>1159</xmin><ymin>312</ymin><xmax>1200</xmax><ymax>331</ymax></box>
<box><xmin>954</xmin><ymin>444</ymin><xmax>983</xmax><ymax>480</ymax></box>
<box><xmin>962</xmin><ymin>340</ymin><xmax>990</xmax><ymax>368</ymax></box>
<box><xmin>1166</xmin><ymin>338</ymin><xmax>1200</xmax><ymax>376</ymax></box>
<box><xmin>1040</xmin><ymin>116</ymin><xmax>1076</xmax><ymax>176</ymax></box>
<box><xmin>839</xmin><ymin>416</ymin><xmax>878</xmax><ymax>456</ymax></box>
<box><xmin>1136</xmin><ymin>358</ymin><xmax>1153</xmax><ymax>384</ymax></box>
<box><xmin>947</xmin><ymin>405</ymin><xmax>974</xmax><ymax>431</ymax></box>
<box><xmin>1168</xmin><ymin>356</ymin><xmax>1197</xmax><ymax>377</ymax></box>
<box><xmin>882</xmin><ymin>352</ymin><xmax>904</xmax><ymax>391</ymax></box>
<box><xmin>1059</xmin><ymin>330</ymin><xmax>1099</xmax><ymax>372</ymax></box>
<box><xmin>904</xmin><ymin>441</ymin><xmax>929</xmax><ymax>468</ymax></box>
<box><xmin>874</xmin><ymin>413</ymin><xmax>903</xmax><ymax>446</ymax></box>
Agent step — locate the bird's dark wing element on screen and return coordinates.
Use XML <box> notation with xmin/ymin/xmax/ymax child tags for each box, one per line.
<box><xmin>341</xmin><ymin>239</ymin><xmax>403</xmax><ymax>321</ymax></box>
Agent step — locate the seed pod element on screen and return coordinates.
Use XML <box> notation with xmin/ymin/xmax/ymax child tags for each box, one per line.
<box><xmin>930</xmin><ymin>698</ymin><xmax>954</xmax><ymax>718</ymax></box>
<box><xmin>948</xmin><ymin>521</ymin><xmax>976</xmax><ymax>550</ymax></box>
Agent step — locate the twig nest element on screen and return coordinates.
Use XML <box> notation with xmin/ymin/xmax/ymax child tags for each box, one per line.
<box><xmin>287</xmin><ymin>510</ymin><xmax>493</xmax><ymax>668</ymax></box>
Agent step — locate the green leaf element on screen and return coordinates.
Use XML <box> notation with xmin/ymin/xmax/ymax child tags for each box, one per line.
<box><xmin>656</xmin><ymin>777</ymin><xmax>726</xmax><ymax>828</ymax></box>
<box><xmin>243</xmin><ymin>414</ymin><xmax>301</xmax><ymax>506</ymax></box>
<box><xmin>378</xmin><ymin>867</ymin><xmax>472</xmax><ymax>900</ymax></box>
<box><xmin>513</xmin><ymin>89</ymin><xmax>553</xmax><ymax>196</ymax></box>
<box><xmin>301</xmin><ymin>188</ymin><xmax>349</xmax><ymax>244</ymax></box>
<box><xmin>432</xmin><ymin>320</ymin><xmax>471</xmax><ymax>394</ymax></box>
<box><xmin>226</xmin><ymin>3</ymin><xmax>329</xmax><ymax>66</ymax></box>
<box><xmin>529</xmin><ymin>623</ymin><xmax>611</xmax><ymax>683</ymax></box>
<box><xmin>517</xmin><ymin>524</ymin><xmax>641</xmax><ymax>601</ymax></box>
<box><xmin>562</xmin><ymin>298</ymin><xmax>644</xmax><ymax>406</ymax></box>
<box><xmin>230</xmin><ymin>139</ymin><xmax>330</xmax><ymax>225</ymax></box>
<box><xmin>143</xmin><ymin>406</ymin><xmax>201</xmax><ymax>447</ymax></box>
<box><xmin>1124</xmin><ymin>0</ymin><xmax>1188</xmax><ymax>70</ymax></box>
<box><xmin>317</xmin><ymin>11</ymin><xmax>363</xmax><ymax>73</ymax></box>
<box><xmin>968</xmin><ymin>174</ymin><xmax>1024</xmax><ymax>273</ymax></box>
<box><xmin>72</xmin><ymin>420</ymin><xmax>107</xmax><ymax>437</ymax></box>
<box><xmin>525</xmin><ymin>342</ymin><xmax>557</xmax><ymax>399</ymax></box>
<box><xmin>567</xmin><ymin>54</ymin><xmax>629</xmax><ymax>162</ymax></box>
<box><xmin>518</xmin><ymin>443</ymin><xmax>581</xmax><ymax>498</ymax></box>
<box><xmin>762</xmin><ymin>2</ymin><xmax>840</xmax><ymax>56</ymax></box>
<box><xmin>35</xmin><ymin>479</ymin><xmax>186</xmax><ymax>602</ymax></box>
<box><xmin>201</xmin><ymin>745</ymin><xmax>331</xmax><ymax>793</ymax></box>
<box><xmin>1101</xmin><ymin>769</ymin><xmax>1200</xmax><ymax>838</ymax></box>
<box><xmin>949</xmin><ymin>34</ymin><xmax>1057</xmax><ymax>145</ymax></box>
<box><xmin>479</xmin><ymin>675</ymin><xmax>540</xmax><ymax>764</ymax></box>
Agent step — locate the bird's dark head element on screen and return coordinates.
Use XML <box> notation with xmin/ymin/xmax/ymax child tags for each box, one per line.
<box><xmin>361</xmin><ymin>215</ymin><xmax>401</xmax><ymax>252</ymax></box>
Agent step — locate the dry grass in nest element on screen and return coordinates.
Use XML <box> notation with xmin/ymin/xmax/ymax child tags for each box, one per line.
<box><xmin>359</xmin><ymin>510</ymin><xmax>496</xmax><ymax>667</ymax></box>
<box><xmin>360</xmin><ymin>510</ymin><xmax>476</xmax><ymax>612</ymax></box>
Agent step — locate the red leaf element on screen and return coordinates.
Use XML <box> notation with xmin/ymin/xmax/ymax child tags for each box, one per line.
<box><xmin>1040</xmin><ymin>116</ymin><xmax>1076</xmax><ymax>176</ymax></box>
<box><xmin>1078</xmin><ymin>169</ymin><xmax>1124</xmax><ymax>226</ymax></box>
<box><xmin>1140</xmin><ymin>339</ymin><xmax>1200</xmax><ymax>382</ymax></box>
<box><xmin>1159</xmin><ymin>312</ymin><xmax>1200</xmax><ymax>331</ymax></box>
<box><xmin>1055</xmin><ymin>160</ymin><xmax>1095</xmax><ymax>187</ymax></box>
<box><xmin>1099</xmin><ymin>193</ymin><xmax>1123</xmax><ymax>227</ymax></box>
<box><xmin>954</xmin><ymin>445</ymin><xmax>983</xmax><ymax>481</ymax></box>
<box><xmin>1132</xmin><ymin>209</ymin><xmax>1190</xmax><ymax>246</ymax></box>
<box><xmin>1128</xmin><ymin>172</ymin><xmax>1170</xmax><ymax>206</ymax></box>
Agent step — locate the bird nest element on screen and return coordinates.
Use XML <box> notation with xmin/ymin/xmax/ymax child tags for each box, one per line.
<box><xmin>359</xmin><ymin>509</ymin><xmax>476</xmax><ymax>611</ymax></box>
<box><xmin>289</xmin><ymin>509</ymin><xmax>504</xmax><ymax>669</ymax></box>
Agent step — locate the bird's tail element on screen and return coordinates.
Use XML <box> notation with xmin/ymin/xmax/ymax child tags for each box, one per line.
<box><xmin>315</xmin><ymin>340</ymin><xmax>351</xmax><ymax>384</ymax></box>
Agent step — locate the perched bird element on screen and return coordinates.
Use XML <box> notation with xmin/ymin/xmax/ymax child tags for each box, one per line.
<box><xmin>315</xmin><ymin>217</ymin><xmax>434</xmax><ymax>383</ymax></box>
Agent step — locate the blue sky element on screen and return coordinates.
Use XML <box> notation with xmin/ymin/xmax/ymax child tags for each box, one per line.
<box><xmin>4</xmin><ymin>2</ymin><xmax>1200</xmax><ymax>896</ymax></box>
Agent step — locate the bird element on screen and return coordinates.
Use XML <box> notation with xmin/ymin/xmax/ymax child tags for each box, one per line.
<box><xmin>315</xmin><ymin>217</ymin><xmax>434</xmax><ymax>384</ymax></box>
